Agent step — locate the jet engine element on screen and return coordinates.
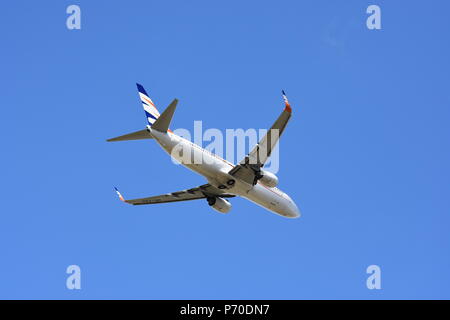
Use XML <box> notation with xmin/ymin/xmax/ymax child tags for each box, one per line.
<box><xmin>258</xmin><ymin>170</ymin><xmax>279</xmax><ymax>188</ymax></box>
<box><xmin>207</xmin><ymin>197</ymin><xmax>232</xmax><ymax>214</ymax></box>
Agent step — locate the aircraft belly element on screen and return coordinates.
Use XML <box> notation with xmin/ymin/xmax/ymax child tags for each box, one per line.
<box><xmin>239</xmin><ymin>184</ymin><xmax>292</xmax><ymax>217</ymax></box>
<box><xmin>154</xmin><ymin>134</ymin><xmax>231</xmax><ymax>183</ymax></box>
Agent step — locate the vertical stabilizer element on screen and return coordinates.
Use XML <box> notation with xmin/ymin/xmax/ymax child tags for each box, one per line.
<box><xmin>136</xmin><ymin>83</ymin><xmax>161</xmax><ymax>125</ymax></box>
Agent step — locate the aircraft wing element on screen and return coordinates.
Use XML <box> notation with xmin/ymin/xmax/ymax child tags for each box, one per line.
<box><xmin>228</xmin><ymin>91</ymin><xmax>293</xmax><ymax>185</ymax></box>
<box><xmin>114</xmin><ymin>184</ymin><xmax>235</xmax><ymax>206</ymax></box>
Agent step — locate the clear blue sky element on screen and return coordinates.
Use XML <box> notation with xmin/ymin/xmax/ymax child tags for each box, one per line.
<box><xmin>1</xmin><ymin>0</ymin><xmax>449</xmax><ymax>299</ymax></box>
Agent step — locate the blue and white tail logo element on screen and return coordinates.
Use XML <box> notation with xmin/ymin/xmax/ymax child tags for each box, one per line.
<box><xmin>136</xmin><ymin>83</ymin><xmax>160</xmax><ymax>125</ymax></box>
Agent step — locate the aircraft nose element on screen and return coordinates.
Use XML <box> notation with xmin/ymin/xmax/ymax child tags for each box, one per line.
<box><xmin>286</xmin><ymin>201</ymin><xmax>301</xmax><ymax>218</ymax></box>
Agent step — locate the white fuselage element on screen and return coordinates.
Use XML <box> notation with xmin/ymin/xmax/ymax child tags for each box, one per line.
<box><xmin>149</xmin><ymin>127</ymin><xmax>300</xmax><ymax>218</ymax></box>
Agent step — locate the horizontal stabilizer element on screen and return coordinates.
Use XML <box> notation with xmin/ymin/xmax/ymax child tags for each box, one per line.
<box><xmin>107</xmin><ymin>129</ymin><xmax>153</xmax><ymax>142</ymax></box>
<box><xmin>151</xmin><ymin>99</ymin><xmax>178</xmax><ymax>133</ymax></box>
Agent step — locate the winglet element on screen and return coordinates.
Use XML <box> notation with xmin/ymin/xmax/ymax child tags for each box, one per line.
<box><xmin>114</xmin><ymin>187</ymin><xmax>126</xmax><ymax>202</ymax></box>
<box><xmin>282</xmin><ymin>90</ymin><xmax>292</xmax><ymax>113</ymax></box>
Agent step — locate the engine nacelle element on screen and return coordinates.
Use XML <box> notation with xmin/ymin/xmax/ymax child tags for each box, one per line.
<box><xmin>207</xmin><ymin>197</ymin><xmax>232</xmax><ymax>214</ymax></box>
<box><xmin>258</xmin><ymin>170</ymin><xmax>279</xmax><ymax>188</ymax></box>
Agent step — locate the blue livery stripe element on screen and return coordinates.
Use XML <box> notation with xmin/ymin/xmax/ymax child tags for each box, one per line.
<box><xmin>145</xmin><ymin>111</ymin><xmax>157</xmax><ymax>120</ymax></box>
<box><xmin>136</xmin><ymin>83</ymin><xmax>148</xmax><ymax>96</ymax></box>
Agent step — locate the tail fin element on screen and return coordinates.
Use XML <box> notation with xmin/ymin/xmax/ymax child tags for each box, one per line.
<box><xmin>136</xmin><ymin>83</ymin><xmax>161</xmax><ymax>125</ymax></box>
<box><xmin>151</xmin><ymin>99</ymin><xmax>178</xmax><ymax>132</ymax></box>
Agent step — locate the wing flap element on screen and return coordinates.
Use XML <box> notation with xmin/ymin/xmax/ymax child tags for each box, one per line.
<box><xmin>228</xmin><ymin>164</ymin><xmax>256</xmax><ymax>185</ymax></box>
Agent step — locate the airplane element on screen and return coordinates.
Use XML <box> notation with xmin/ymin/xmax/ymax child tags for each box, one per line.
<box><xmin>108</xmin><ymin>84</ymin><xmax>300</xmax><ymax>219</ymax></box>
